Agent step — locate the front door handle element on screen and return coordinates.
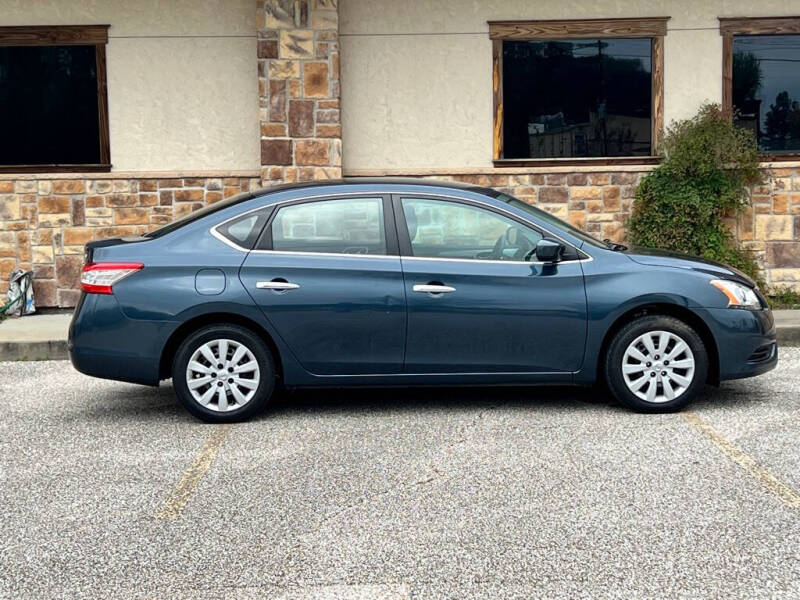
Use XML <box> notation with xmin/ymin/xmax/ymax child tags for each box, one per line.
<box><xmin>413</xmin><ymin>284</ymin><xmax>456</xmax><ymax>294</ymax></box>
<box><xmin>256</xmin><ymin>280</ymin><xmax>300</xmax><ymax>291</ymax></box>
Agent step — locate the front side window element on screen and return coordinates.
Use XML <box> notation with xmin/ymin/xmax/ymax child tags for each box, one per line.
<box><xmin>490</xmin><ymin>18</ymin><xmax>667</xmax><ymax>162</ymax></box>
<box><xmin>0</xmin><ymin>25</ymin><xmax>110</xmax><ymax>171</ymax></box>
<box><xmin>402</xmin><ymin>198</ymin><xmax>542</xmax><ymax>261</ymax></box>
<box><xmin>732</xmin><ymin>34</ymin><xmax>800</xmax><ymax>154</ymax></box>
<box><xmin>271</xmin><ymin>197</ymin><xmax>387</xmax><ymax>255</ymax></box>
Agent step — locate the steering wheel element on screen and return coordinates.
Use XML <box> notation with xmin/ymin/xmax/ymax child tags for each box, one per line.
<box><xmin>491</xmin><ymin>226</ymin><xmax>535</xmax><ymax>261</ymax></box>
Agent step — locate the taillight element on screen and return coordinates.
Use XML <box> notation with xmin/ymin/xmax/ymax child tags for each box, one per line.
<box><xmin>80</xmin><ymin>262</ymin><xmax>144</xmax><ymax>294</ymax></box>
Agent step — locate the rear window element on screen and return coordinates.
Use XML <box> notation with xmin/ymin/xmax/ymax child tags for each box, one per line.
<box><xmin>144</xmin><ymin>191</ymin><xmax>256</xmax><ymax>239</ymax></box>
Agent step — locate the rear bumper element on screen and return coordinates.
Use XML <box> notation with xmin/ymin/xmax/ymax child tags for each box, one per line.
<box><xmin>68</xmin><ymin>293</ymin><xmax>174</xmax><ymax>386</ymax></box>
<box><xmin>697</xmin><ymin>307</ymin><xmax>778</xmax><ymax>381</ymax></box>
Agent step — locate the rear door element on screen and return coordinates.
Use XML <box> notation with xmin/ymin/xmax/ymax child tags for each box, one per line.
<box><xmin>395</xmin><ymin>195</ymin><xmax>588</xmax><ymax>374</ymax></box>
<box><xmin>239</xmin><ymin>195</ymin><xmax>406</xmax><ymax>375</ymax></box>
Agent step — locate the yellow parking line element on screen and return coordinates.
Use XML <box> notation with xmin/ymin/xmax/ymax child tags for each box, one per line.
<box><xmin>157</xmin><ymin>425</ymin><xmax>232</xmax><ymax>520</ymax></box>
<box><xmin>683</xmin><ymin>412</ymin><xmax>800</xmax><ymax>509</ymax></box>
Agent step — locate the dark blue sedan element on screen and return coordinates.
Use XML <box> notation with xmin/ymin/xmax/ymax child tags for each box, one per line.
<box><xmin>69</xmin><ymin>179</ymin><xmax>777</xmax><ymax>422</ymax></box>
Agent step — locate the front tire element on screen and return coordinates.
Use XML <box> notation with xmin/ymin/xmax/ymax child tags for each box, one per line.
<box><xmin>172</xmin><ymin>324</ymin><xmax>276</xmax><ymax>423</ymax></box>
<box><xmin>604</xmin><ymin>315</ymin><xmax>708</xmax><ymax>413</ymax></box>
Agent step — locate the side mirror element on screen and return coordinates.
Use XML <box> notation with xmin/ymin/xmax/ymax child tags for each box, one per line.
<box><xmin>535</xmin><ymin>239</ymin><xmax>564</xmax><ymax>263</ymax></box>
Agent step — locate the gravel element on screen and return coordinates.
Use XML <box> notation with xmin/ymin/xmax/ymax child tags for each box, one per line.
<box><xmin>2</xmin><ymin>350</ymin><xmax>799</xmax><ymax>599</ymax></box>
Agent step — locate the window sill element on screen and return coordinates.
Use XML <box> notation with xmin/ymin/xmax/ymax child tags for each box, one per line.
<box><xmin>0</xmin><ymin>164</ymin><xmax>111</xmax><ymax>174</ymax></box>
<box><xmin>759</xmin><ymin>154</ymin><xmax>800</xmax><ymax>163</ymax></box>
<box><xmin>493</xmin><ymin>156</ymin><xmax>662</xmax><ymax>168</ymax></box>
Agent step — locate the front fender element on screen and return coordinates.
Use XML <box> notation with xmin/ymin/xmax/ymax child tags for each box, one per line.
<box><xmin>576</xmin><ymin>260</ymin><xmax>723</xmax><ymax>384</ymax></box>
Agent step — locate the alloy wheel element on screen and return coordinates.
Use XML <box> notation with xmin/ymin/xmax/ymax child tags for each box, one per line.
<box><xmin>185</xmin><ymin>338</ymin><xmax>260</xmax><ymax>412</ymax></box>
<box><xmin>621</xmin><ymin>330</ymin><xmax>695</xmax><ymax>404</ymax></box>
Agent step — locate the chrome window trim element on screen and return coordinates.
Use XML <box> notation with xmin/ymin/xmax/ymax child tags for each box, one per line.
<box><xmin>210</xmin><ymin>226</ymin><xmax>251</xmax><ymax>252</ymax></box>
<box><xmin>246</xmin><ymin>250</ymin><xmax>588</xmax><ymax>266</ymax></box>
<box><xmin>209</xmin><ymin>188</ymin><xmax>594</xmax><ymax>263</ymax></box>
<box><xmin>250</xmin><ymin>249</ymin><xmax>400</xmax><ymax>260</ymax></box>
<box><xmin>401</xmin><ymin>255</ymin><xmax>587</xmax><ymax>266</ymax></box>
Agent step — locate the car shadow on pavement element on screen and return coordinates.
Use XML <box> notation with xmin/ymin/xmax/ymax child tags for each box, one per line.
<box><xmin>89</xmin><ymin>379</ymin><xmax>766</xmax><ymax>423</ymax></box>
<box><xmin>258</xmin><ymin>384</ymin><xmax>616</xmax><ymax>420</ymax></box>
<box><xmin>88</xmin><ymin>381</ymin><xmax>617</xmax><ymax>423</ymax></box>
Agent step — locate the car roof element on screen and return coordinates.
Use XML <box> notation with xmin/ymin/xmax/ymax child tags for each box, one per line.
<box><xmin>253</xmin><ymin>177</ymin><xmax>496</xmax><ymax>197</ymax></box>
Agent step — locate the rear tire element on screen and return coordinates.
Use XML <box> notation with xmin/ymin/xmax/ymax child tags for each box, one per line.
<box><xmin>172</xmin><ymin>324</ymin><xmax>276</xmax><ymax>423</ymax></box>
<box><xmin>604</xmin><ymin>315</ymin><xmax>708</xmax><ymax>413</ymax></box>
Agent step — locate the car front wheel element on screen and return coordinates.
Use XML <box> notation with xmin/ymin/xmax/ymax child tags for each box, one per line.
<box><xmin>605</xmin><ymin>315</ymin><xmax>708</xmax><ymax>412</ymax></box>
<box><xmin>172</xmin><ymin>324</ymin><xmax>276</xmax><ymax>422</ymax></box>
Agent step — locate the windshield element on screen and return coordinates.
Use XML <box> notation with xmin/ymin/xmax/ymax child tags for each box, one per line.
<box><xmin>144</xmin><ymin>191</ymin><xmax>256</xmax><ymax>239</ymax></box>
<box><xmin>488</xmin><ymin>191</ymin><xmax>608</xmax><ymax>249</ymax></box>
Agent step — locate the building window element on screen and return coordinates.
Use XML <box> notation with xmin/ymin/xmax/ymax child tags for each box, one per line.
<box><xmin>0</xmin><ymin>25</ymin><xmax>110</xmax><ymax>172</ymax></box>
<box><xmin>488</xmin><ymin>17</ymin><xmax>668</xmax><ymax>165</ymax></box>
<box><xmin>720</xmin><ymin>17</ymin><xmax>800</xmax><ymax>158</ymax></box>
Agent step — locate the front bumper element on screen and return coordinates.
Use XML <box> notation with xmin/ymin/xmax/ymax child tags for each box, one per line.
<box><xmin>68</xmin><ymin>293</ymin><xmax>174</xmax><ymax>386</ymax></box>
<box><xmin>697</xmin><ymin>307</ymin><xmax>778</xmax><ymax>381</ymax></box>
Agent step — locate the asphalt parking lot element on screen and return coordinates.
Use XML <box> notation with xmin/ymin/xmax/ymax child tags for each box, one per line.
<box><xmin>2</xmin><ymin>351</ymin><xmax>799</xmax><ymax>599</ymax></box>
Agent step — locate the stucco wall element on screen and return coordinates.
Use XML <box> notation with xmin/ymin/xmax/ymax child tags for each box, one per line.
<box><xmin>0</xmin><ymin>0</ymin><xmax>260</xmax><ymax>171</ymax></box>
<box><xmin>340</xmin><ymin>0</ymin><xmax>799</xmax><ymax>170</ymax></box>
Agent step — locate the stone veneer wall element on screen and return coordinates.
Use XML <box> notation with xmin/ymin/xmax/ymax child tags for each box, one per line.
<box><xmin>257</xmin><ymin>0</ymin><xmax>342</xmax><ymax>185</ymax></box>
<box><xmin>0</xmin><ymin>174</ymin><xmax>260</xmax><ymax>307</ymax></box>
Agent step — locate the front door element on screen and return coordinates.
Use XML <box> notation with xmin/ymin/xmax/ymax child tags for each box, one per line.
<box><xmin>396</xmin><ymin>196</ymin><xmax>588</xmax><ymax>374</ymax></box>
<box><xmin>240</xmin><ymin>195</ymin><xmax>405</xmax><ymax>375</ymax></box>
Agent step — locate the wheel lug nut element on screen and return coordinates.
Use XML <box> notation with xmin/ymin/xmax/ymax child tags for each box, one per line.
<box><xmin>650</xmin><ymin>372</ymin><xmax>656</xmax><ymax>377</ymax></box>
<box><xmin>661</xmin><ymin>371</ymin><xmax>667</xmax><ymax>376</ymax></box>
<box><xmin>646</xmin><ymin>362</ymin><xmax>651</xmax><ymax>367</ymax></box>
<box><xmin>228</xmin><ymin>367</ymin><xmax>233</xmax><ymax>373</ymax></box>
<box><xmin>217</xmin><ymin>364</ymin><xmax>223</xmax><ymax>369</ymax></box>
<box><xmin>664</xmin><ymin>360</ymin><xmax>669</xmax><ymax>366</ymax></box>
<box><xmin>211</xmin><ymin>373</ymin><xmax>216</xmax><ymax>378</ymax></box>
<box><xmin>217</xmin><ymin>381</ymin><xmax>223</xmax><ymax>387</ymax></box>
<box><xmin>654</xmin><ymin>355</ymin><xmax>659</xmax><ymax>360</ymax></box>
<box><xmin>228</xmin><ymin>378</ymin><xmax>233</xmax><ymax>383</ymax></box>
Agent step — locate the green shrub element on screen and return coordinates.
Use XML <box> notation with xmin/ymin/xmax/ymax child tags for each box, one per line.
<box><xmin>628</xmin><ymin>104</ymin><xmax>763</xmax><ymax>284</ymax></box>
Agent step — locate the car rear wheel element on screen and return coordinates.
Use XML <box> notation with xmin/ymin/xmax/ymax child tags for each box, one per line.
<box><xmin>604</xmin><ymin>315</ymin><xmax>708</xmax><ymax>413</ymax></box>
<box><xmin>172</xmin><ymin>324</ymin><xmax>276</xmax><ymax>422</ymax></box>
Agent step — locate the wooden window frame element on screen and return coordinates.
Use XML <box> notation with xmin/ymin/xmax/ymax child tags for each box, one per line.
<box><xmin>0</xmin><ymin>25</ymin><xmax>111</xmax><ymax>173</ymax></box>
<box><xmin>720</xmin><ymin>16</ymin><xmax>800</xmax><ymax>162</ymax></box>
<box><xmin>488</xmin><ymin>17</ymin><xmax>669</xmax><ymax>167</ymax></box>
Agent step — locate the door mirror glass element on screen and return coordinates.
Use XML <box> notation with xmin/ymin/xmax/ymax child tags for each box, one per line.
<box><xmin>535</xmin><ymin>239</ymin><xmax>564</xmax><ymax>263</ymax></box>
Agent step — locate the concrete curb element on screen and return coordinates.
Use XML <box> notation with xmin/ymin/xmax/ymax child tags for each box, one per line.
<box><xmin>0</xmin><ymin>340</ymin><xmax>68</xmax><ymax>361</ymax></box>
<box><xmin>0</xmin><ymin>328</ymin><xmax>797</xmax><ymax>362</ymax></box>
<box><xmin>778</xmin><ymin>327</ymin><xmax>800</xmax><ymax>347</ymax></box>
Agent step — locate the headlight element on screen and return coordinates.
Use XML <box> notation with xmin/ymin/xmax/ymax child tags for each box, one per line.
<box><xmin>710</xmin><ymin>279</ymin><xmax>761</xmax><ymax>309</ymax></box>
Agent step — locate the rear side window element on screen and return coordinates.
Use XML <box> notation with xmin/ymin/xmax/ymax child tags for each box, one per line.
<box><xmin>267</xmin><ymin>197</ymin><xmax>387</xmax><ymax>255</ymax></box>
<box><xmin>215</xmin><ymin>209</ymin><xmax>270</xmax><ymax>249</ymax></box>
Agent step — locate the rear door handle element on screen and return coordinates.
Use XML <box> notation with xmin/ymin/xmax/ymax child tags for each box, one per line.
<box><xmin>413</xmin><ymin>284</ymin><xmax>456</xmax><ymax>294</ymax></box>
<box><xmin>256</xmin><ymin>280</ymin><xmax>300</xmax><ymax>290</ymax></box>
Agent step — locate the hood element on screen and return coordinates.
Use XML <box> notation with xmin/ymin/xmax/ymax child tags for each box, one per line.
<box><xmin>624</xmin><ymin>246</ymin><xmax>756</xmax><ymax>287</ymax></box>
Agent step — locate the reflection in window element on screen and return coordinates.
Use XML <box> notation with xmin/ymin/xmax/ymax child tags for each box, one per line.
<box><xmin>402</xmin><ymin>198</ymin><xmax>542</xmax><ymax>261</ymax></box>
<box><xmin>216</xmin><ymin>209</ymin><xmax>269</xmax><ymax>249</ymax></box>
<box><xmin>733</xmin><ymin>35</ymin><xmax>800</xmax><ymax>154</ymax></box>
<box><xmin>272</xmin><ymin>198</ymin><xmax>386</xmax><ymax>255</ymax></box>
<box><xmin>502</xmin><ymin>38</ymin><xmax>652</xmax><ymax>159</ymax></box>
